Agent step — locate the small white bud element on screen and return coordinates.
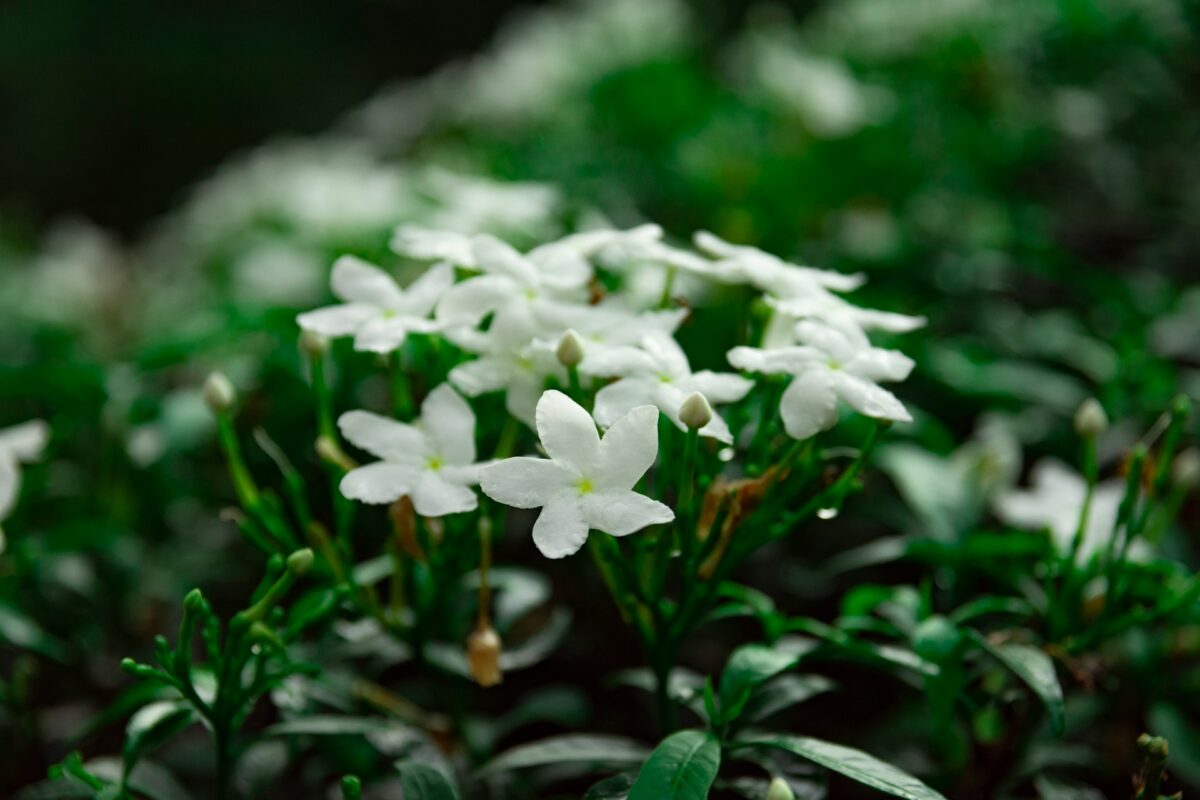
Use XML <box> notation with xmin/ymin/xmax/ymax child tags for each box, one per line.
<box><xmin>766</xmin><ymin>777</ymin><xmax>795</xmax><ymax>800</ymax></box>
<box><xmin>678</xmin><ymin>392</ymin><xmax>713</xmax><ymax>431</ymax></box>
<box><xmin>299</xmin><ymin>329</ymin><xmax>330</xmax><ymax>358</ymax></box>
<box><xmin>555</xmin><ymin>329</ymin><xmax>585</xmax><ymax>368</ymax></box>
<box><xmin>1073</xmin><ymin>398</ymin><xmax>1108</xmax><ymax>438</ymax></box>
<box><xmin>1172</xmin><ymin>448</ymin><xmax>1200</xmax><ymax>490</ymax></box>
<box><xmin>203</xmin><ymin>372</ymin><xmax>236</xmax><ymax>414</ymax></box>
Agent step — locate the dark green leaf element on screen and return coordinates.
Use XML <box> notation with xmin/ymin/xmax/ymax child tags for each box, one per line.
<box><xmin>397</xmin><ymin>761</ymin><xmax>459</xmax><ymax>800</ymax></box>
<box><xmin>584</xmin><ymin>773</ymin><xmax>636</xmax><ymax>800</ymax></box>
<box><xmin>479</xmin><ymin>734</ymin><xmax>650</xmax><ymax>775</ymax></box>
<box><xmin>122</xmin><ymin>701</ymin><xmax>196</xmax><ymax>777</ymax></box>
<box><xmin>627</xmin><ymin>730</ymin><xmax>720</xmax><ymax>800</ymax></box>
<box><xmin>971</xmin><ymin>633</ymin><xmax>1064</xmax><ymax>735</ymax></box>
<box><xmin>719</xmin><ymin>643</ymin><xmax>802</xmax><ymax>722</ymax></box>
<box><xmin>745</xmin><ymin>735</ymin><xmax>947</xmax><ymax>800</ymax></box>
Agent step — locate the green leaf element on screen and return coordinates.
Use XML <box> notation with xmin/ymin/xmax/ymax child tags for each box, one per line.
<box><xmin>397</xmin><ymin>761</ymin><xmax>459</xmax><ymax>800</ymax></box>
<box><xmin>262</xmin><ymin>715</ymin><xmax>400</xmax><ymax>737</ymax></box>
<box><xmin>718</xmin><ymin>643</ymin><xmax>803</xmax><ymax>722</ymax></box>
<box><xmin>627</xmin><ymin>730</ymin><xmax>720</xmax><ymax>800</ymax></box>
<box><xmin>584</xmin><ymin>773</ymin><xmax>636</xmax><ymax>799</ymax></box>
<box><xmin>744</xmin><ymin>735</ymin><xmax>947</xmax><ymax>800</ymax></box>
<box><xmin>479</xmin><ymin>734</ymin><xmax>650</xmax><ymax>775</ymax></box>
<box><xmin>122</xmin><ymin>701</ymin><xmax>197</xmax><ymax>777</ymax></box>
<box><xmin>739</xmin><ymin>674</ymin><xmax>835</xmax><ymax>725</ymax></box>
<box><xmin>971</xmin><ymin>633</ymin><xmax>1064</xmax><ymax>735</ymax></box>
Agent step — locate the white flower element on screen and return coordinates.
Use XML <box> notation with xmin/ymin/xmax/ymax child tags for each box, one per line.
<box><xmin>994</xmin><ymin>459</ymin><xmax>1139</xmax><ymax>564</ymax></box>
<box><xmin>763</xmin><ymin>293</ymin><xmax>926</xmax><ymax>340</ymax></box>
<box><xmin>480</xmin><ymin>391</ymin><xmax>674</xmax><ymax>558</ymax></box>
<box><xmin>338</xmin><ymin>384</ymin><xmax>485</xmax><ymax>516</ymax></box>
<box><xmin>435</xmin><ymin>235</ymin><xmax>591</xmax><ymax>345</ymax></box>
<box><xmin>0</xmin><ymin>420</ymin><xmax>49</xmax><ymax>522</ymax></box>
<box><xmin>592</xmin><ymin>333</ymin><xmax>751</xmax><ymax>443</ymax></box>
<box><xmin>297</xmin><ymin>256</ymin><xmax>453</xmax><ymax>353</ymax></box>
<box><xmin>448</xmin><ymin>315</ymin><xmax>566</xmax><ymax>428</ymax></box>
<box><xmin>693</xmin><ymin>231</ymin><xmax>866</xmax><ymax>295</ymax></box>
<box><xmin>728</xmin><ymin>321</ymin><xmax>913</xmax><ymax>439</ymax></box>
<box><xmin>534</xmin><ymin>302</ymin><xmax>688</xmax><ymax>376</ymax></box>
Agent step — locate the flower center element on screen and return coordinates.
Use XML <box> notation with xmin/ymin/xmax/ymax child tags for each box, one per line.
<box><xmin>426</xmin><ymin>455</ymin><xmax>444</xmax><ymax>471</ymax></box>
<box><xmin>575</xmin><ymin>476</ymin><xmax>595</xmax><ymax>495</ymax></box>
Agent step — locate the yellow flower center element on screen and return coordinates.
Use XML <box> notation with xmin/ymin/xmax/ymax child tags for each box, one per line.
<box><xmin>576</xmin><ymin>476</ymin><xmax>595</xmax><ymax>494</ymax></box>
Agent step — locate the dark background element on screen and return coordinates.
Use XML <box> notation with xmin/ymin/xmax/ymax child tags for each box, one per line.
<box><xmin>0</xmin><ymin>0</ymin><xmax>557</xmax><ymax>236</ymax></box>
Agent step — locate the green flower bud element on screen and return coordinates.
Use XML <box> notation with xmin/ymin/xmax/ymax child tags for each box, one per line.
<box><xmin>766</xmin><ymin>777</ymin><xmax>795</xmax><ymax>800</ymax></box>
<box><xmin>286</xmin><ymin>548</ymin><xmax>314</xmax><ymax>576</ymax></box>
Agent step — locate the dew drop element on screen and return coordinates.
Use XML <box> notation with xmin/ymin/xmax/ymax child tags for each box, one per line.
<box><xmin>816</xmin><ymin>507</ymin><xmax>839</xmax><ymax>520</ymax></box>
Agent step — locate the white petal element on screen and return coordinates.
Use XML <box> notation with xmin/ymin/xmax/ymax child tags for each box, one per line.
<box><xmin>449</xmin><ymin>357</ymin><xmax>515</xmax><ymax>396</ymax></box>
<box><xmin>794</xmin><ymin>320</ymin><xmax>860</xmax><ymax>363</ymax></box>
<box><xmin>596</xmin><ymin>405</ymin><xmax>659</xmax><ymax>491</ymax></box>
<box><xmin>472</xmin><ymin>235</ymin><xmax>539</xmax><ymax>286</ymax></box>
<box><xmin>436</xmin><ymin>274</ymin><xmax>519</xmax><ymax>327</ymax></box>
<box><xmin>593</xmin><ymin>379</ymin><xmax>657</xmax><ymax>429</ymax></box>
<box><xmin>727</xmin><ymin>346</ymin><xmax>823</xmax><ymax>375</ymax></box>
<box><xmin>528</xmin><ymin>244</ymin><xmax>593</xmax><ymax>290</ymax></box>
<box><xmin>296</xmin><ymin>303</ymin><xmax>376</xmax><ymax>337</ymax></box>
<box><xmin>0</xmin><ymin>420</ymin><xmax>49</xmax><ymax>462</ymax></box>
<box><xmin>352</xmin><ymin>317</ymin><xmax>412</xmax><ymax>353</ymax></box>
<box><xmin>779</xmin><ymin>369</ymin><xmax>839</xmax><ymax>440</ymax></box>
<box><xmin>848</xmin><ymin>348</ymin><xmax>915</xmax><ymax>383</ymax></box>
<box><xmin>330</xmin><ymin>255</ymin><xmax>404</xmax><ymax>307</ymax></box>
<box><xmin>390</xmin><ymin>226</ymin><xmax>474</xmax><ymax>265</ymax></box>
<box><xmin>337</xmin><ymin>411</ymin><xmax>426</xmax><ymax>463</ymax></box>
<box><xmin>396</xmin><ymin>262</ymin><xmax>455</xmax><ymax>318</ymax></box>
<box><xmin>580</xmin><ymin>491</ymin><xmax>674</xmax><ymax>537</ymax></box>
<box><xmin>580</xmin><ymin>343</ymin><xmax>658</xmax><ymax>378</ymax></box>
<box><xmin>698</xmin><ymin>412</ymin><xmax>735</xmax><ymax>445</ymax></box>
<box><xmin>830</xmin><ymin>372</ymin><xmax>912</xmax><ymax>422</ymax></box>
<box><xmin>480</xmin><ymin>457</ymin><xmax>574</xmax><ymax>509</ymax></box>
<box><xmin>851</xmin><ymin>308</ymin><xmax>927</xmax><ymax>333</ymax></box>
<box><xmin>0</xmin><ymin>459</ymin><xmax>19</xmax><ymax>520</ymax></box>
<box><xmin>532</xmin><ymin>492</ymin><xmax>589</xmax><ymax>559</ymax></box>
<box><xmin>421</xmin><ymin>384</ymin><xmax>476</xmax><ymax>465</ymax></box>
<box><xmin>505</xmin><ymin>376</ymin><xmax>544</xmax><ymax>428</ymax></box>
<box><xmin>535</xmin><ymin>390</ymin><xmax>600</xmax><ymax>475</ymax></box>
<box><xmin>412</xmin><ymin>472</ymin><xmax>477</xmax><ymax>516</ymax></box>
<box><xmin>340</xmin><ymin>463</ymin><xmax>420</xmax><ymax>504</ymax></box>
<box><xmin>640</xmin><ymin>332</ymin><xmax>690</xmax><ymax>378</ymax></box>
<box><xmin>683</xmin><ymin>371</ymin><xmax>753</xmax><ymax>404</ymax></box>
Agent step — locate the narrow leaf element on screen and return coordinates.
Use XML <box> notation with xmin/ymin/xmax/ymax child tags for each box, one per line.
<box><xmin>972</xmin><ymin>633</ymin><xmax>1065</xmax><ymax>735</ymax></box>
<box><xmin>479</xmin><ymin>734</ymin><xmax>650</xmax><ymax>775</ymax></box>
<box><xmin>397</xmin><ymin>761</ymin><xmax>459</xmax><ymax>800</ymax></box>
<box><xmin>745</xmin><ymin>735</ymin><xmax>947</xmax><ymax>800</ymax></box>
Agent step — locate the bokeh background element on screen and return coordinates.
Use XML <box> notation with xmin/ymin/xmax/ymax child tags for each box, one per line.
<box><xmin>2</xmin><ymin>0</ymin><xmax>1199</xmax><ymax>797</ymax></box>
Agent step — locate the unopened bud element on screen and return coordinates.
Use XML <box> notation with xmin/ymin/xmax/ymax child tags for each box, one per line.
<box><xmin>203</xmin><ymin>372</ymin><xmax>236</xmax><ymax>414</ymax></box>
<box><xmin>766</xmin><ymin>777</ymin><xmax>795</xmax><ymax>800</ymax></box>
<box><xmin>1172</xmin><ymin>448</ymin><xmax>1200</xmax><ymax>490</ymax></box>
<box><xmin>299</xmin><ymin>329</ymin><xmax>330</xmax><ymax>358</ymax></box>
<box><xmin>183</xmin><ymin>588</ymin><xmax>205</xmax><ymax>613</ymax></box>
<box><xmin>1073</xmin><ymin>398</ymin><xmax>1107</xmax><ymax>438</ymax></box>
<box><xmin>286</xmin><ymin>548</ymin><xmax>314</xmax><ymax>576</ymax></box>
<box><xmin>555</xmin><ymin>329</ymin><xmax>585</xmax><ymax>368</ymax></box>
<box><xmin>679</xmin><ymin>392</ymin><xmax>713</xmax><ymax>431</ymax></box>
<box><xmin>467</xmin><ymin>623</ymin><xmax>503</xmax><ymax>687</ymax></box>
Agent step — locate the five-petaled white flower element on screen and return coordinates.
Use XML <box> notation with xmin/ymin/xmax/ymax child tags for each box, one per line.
<box><xmin>994</xmin><ymin>459</ymin><xmax>1143</xmax><ymax>564</ymax></box>
<box><xmin>592</xmin><ymin>333</ymin><xmax>752</xmax><ymax>443</ymax></box>
<box><xmin>728</xmin><ymin>320</ymin><xmax>913</xmax><ymax>440</ymax></box>
<box><xmin>693</xmin><ymin>230</ymin><xmax>866</xmax><ymax>295</ymax></box>
<box><xmin>480</xmin><ymin>390</ymin><xmax>674</xmax><ymax>559</ymax></box>
<box><xmin>338</xmin><ymin>384</ymin><xmax>486</xmax><ymax>516</ymax></box>
<box><xmin>297</xmin><ymin>256</ymin><xmax>453</xmax><ymax>353</ymax></box>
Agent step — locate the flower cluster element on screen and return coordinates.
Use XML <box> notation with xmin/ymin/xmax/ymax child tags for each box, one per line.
<box><xmin>300</xmin><ymin>224</ymin><xmax>920</xmax><ymax>558</ymax></box>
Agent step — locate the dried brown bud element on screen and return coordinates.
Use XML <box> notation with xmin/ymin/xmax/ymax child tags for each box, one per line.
<box><xmin>467</xmin><ymin>623</ymin><xmax>503</xmax><ymax>688</ymax></box>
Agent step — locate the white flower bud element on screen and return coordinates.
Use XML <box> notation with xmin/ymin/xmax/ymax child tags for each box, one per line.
<box><xmin>678</xmin><ymin>392</ymin><xmax>713</xmax><ymax>431</ymax></box>
<box><xmin>555</xmin><ymin>329</ymin><xmax>585</xmax><ymax>368</ymax></box>
<box><xmin>203</xmin><ymin>372</ymin><xmax>236</xmax><ymax>414</ymax></box>
<box><xmin>766</xmin><ymin>777</ymin><xmax>795</xmax><ymax>800</ymax></box>
<box><xmin>1073</xmin><ymin>398</ymin><xmax>1108</xmax><ymax>438</ymax></box>
<box><xmin>1172</xmin><ymin>448</ymin><xmax>1200</xmax><ymax>490</ymax></box>
<box><xmin>299</xmin><ymin>329</ymin><xmax>330</xmax><ymax>358</ymax></box>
